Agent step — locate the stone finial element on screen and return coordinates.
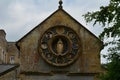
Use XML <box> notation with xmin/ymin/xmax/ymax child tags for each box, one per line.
<box><xmin>59</xmin><ymin>0</ymin><xmax>63</xmax><ymax>9</ymax></box>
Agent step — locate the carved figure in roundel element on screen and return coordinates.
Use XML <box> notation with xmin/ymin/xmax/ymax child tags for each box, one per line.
<box><xmin>39</xmin><ymin>26</ymin><xmax>80</xmax><ymax>66</ymax></box>
<box><xmin>56</xmin><ymin>39</ymin><xmax>64</xmax><ymax>55</ymax></box>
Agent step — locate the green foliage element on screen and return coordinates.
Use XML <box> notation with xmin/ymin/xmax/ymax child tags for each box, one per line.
<box><xmin>83</xmin><ymin>0</ymin><xmax>120</xmax><ymax>40</ymax></box>
<box><xmin>100</xmin><ymin>54</ymin><xmax>120</xmax><ymax>80</ymax></box>
<box><xmin>83</xmin><ymin>0</ymin><xmax>120</xmax><ymax>80</ymax></box>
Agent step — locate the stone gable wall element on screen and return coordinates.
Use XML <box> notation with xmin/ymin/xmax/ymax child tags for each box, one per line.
<box><xmin>18</xmin><ymin>10</ymin><xmax>102</xmax><ymax>73</ymax></box>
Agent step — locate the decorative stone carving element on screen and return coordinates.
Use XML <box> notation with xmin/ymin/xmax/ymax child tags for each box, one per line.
<box><xmin>56</xmin><ymin>39</ymin><xmax>64</xmax><ymax>55</ymax></box>
<box><xmin>39</xmin><ymin>26</ymin><xmax>80</xmax><ymax>66</ymax></box>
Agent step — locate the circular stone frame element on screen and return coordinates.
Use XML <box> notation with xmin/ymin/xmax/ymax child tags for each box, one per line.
<box><xmin>39</xmin><ymin>26</ymin><xmax>80</xmax><ymax>67</ymax></box>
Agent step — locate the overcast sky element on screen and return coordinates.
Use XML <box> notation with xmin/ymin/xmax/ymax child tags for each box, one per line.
<box><xmin>0</xmin><ymin>0</ymin><xmax>109</xmax><ymax>41</ymax></box>
<box><xmin>0</xmin><ymin>0</ymin><xmax>109</xmax><ymax>63</ymax></box>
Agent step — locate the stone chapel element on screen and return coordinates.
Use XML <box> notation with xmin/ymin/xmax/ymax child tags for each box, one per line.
<box><xmin>0</xmin><ymin>1</ymin><xmax>103</xmax><ymax>80</ymax></box>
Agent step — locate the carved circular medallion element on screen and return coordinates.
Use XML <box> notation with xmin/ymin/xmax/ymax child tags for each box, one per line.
<box><xmin>39</xmin><ymin>26</ymin><xmax>80</xmax><ymax>66</ymax></box>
